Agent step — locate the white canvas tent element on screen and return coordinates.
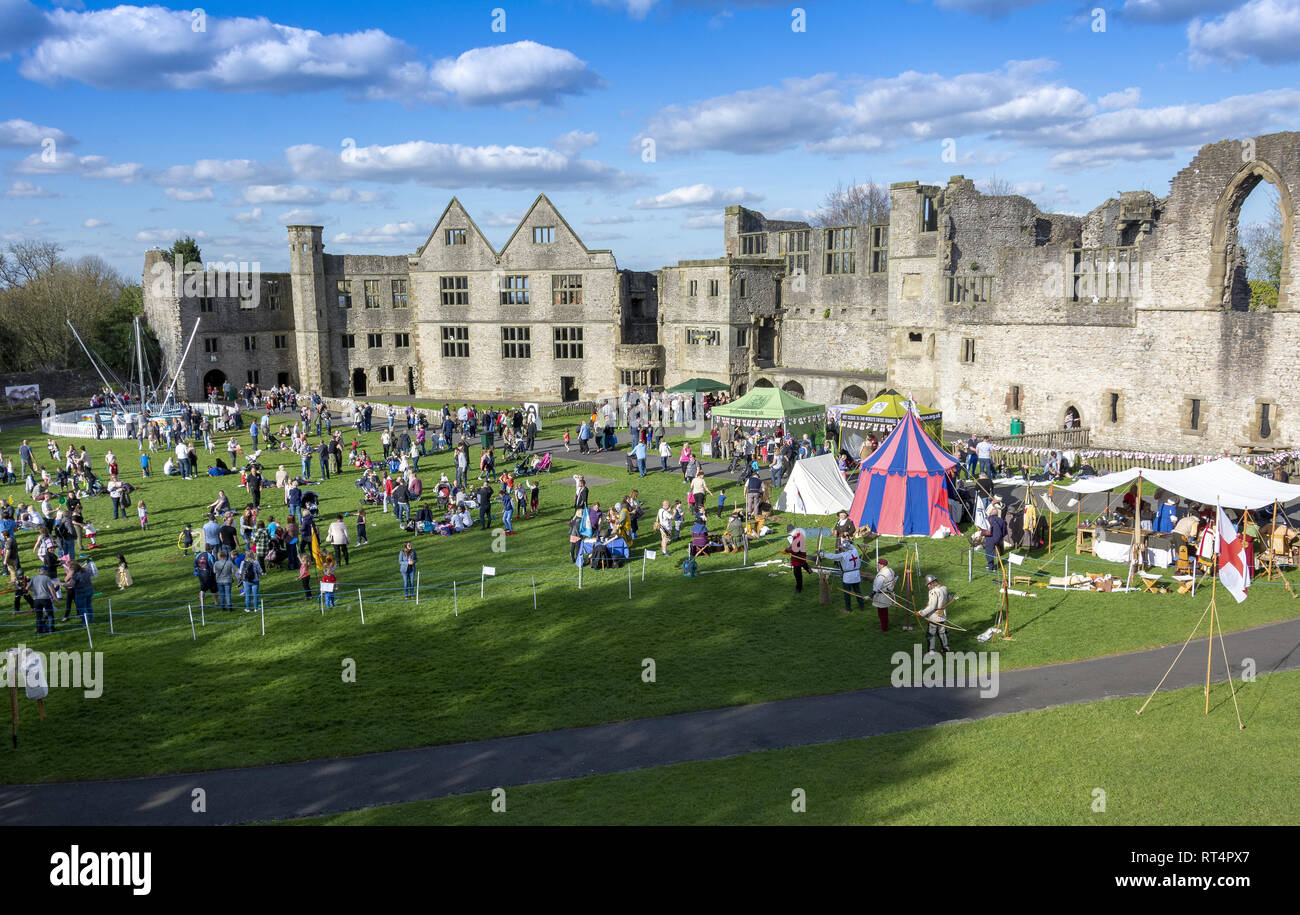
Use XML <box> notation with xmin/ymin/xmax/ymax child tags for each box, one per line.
<box><xmin>773</xmin><ymin>453</ymin><xmax>855</xmax><ymax>515</ymax></box>
<box><xmin>1052</xmin><ymin>458</ymin><xmax>1300</xmax><ymax>510</ymax></box>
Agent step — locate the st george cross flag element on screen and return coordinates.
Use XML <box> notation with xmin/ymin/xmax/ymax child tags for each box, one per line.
<box><xmin>1216</xmin><ymin>505</ymin><xmax>1250</xmax><ymax>603</ymax></box>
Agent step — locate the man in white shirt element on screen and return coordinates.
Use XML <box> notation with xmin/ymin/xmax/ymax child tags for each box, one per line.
<box><xmin>976</xmin><ymin>437</ymin><xmax>994</xmax><ymax>478</ymax></box>
<box><xmin>174</xmin><ymin>441</ymin><xmax>190</xmax><ymax>479</ymax></box>
<box><xmin>656</xmin><ymin>500</ymin><xmax>674</xmax><ymax>554</ymax></box>
<box><xmin>821</xmin><ymin>537</ymin><xmax>864</xmax><ymax>614</ymax></box>
<box><xmin>326</xmin><ymin>514</ymin><xmax>350</xmax><ymax>566</ymax></box>
<box><xmin>871</xmin><ymin>558</ymin><xmax>897</xmax><ymax>632</ymax></box>
<box><xmin>920</xmin><ymin>574</ymin><xmax>951</xmax><ymax>655</ymax></box>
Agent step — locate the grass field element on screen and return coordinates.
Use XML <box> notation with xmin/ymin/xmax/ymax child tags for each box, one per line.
<box><xmin>287</xmin><ymin>669</ymin><xmax>1300</xmax><ymax>826</ymax></box>
<box><xmin>1</xmin><ymin>415</ymin><xmax>1296</xmax><ymax>786</ymax></box>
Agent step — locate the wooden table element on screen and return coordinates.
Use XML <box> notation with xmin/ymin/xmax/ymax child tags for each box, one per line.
<box><xmin>1075</xmin><ymin>526</ymin><xmax>1095</xmax><ymax>555</ymax></box>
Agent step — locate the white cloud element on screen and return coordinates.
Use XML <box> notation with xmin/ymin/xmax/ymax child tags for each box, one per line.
<box><xmin>683</xmin><ymin>213</ymin><xmax>724</xmax><ymax>229</ymax></box>
<box><xmin>478</xmin><ymin>209</ymin><xmax>527</xmax><ymax>228</ymax></box>
<box><xmin>1029</xmin><ymin>88</ymin><xmax>1300</xmax><ymax>168</ymax></box>
<box><xmin>4</xmin><ymin>179</ymin><xmax>57</xmax><ymax>198</ymax></box>
<box><xmin>232</xmin><ymin>208</ymin><xmax>263</xmax><ymax>224</ymax></box>
<box><xmin>156</xmin><ymin>159</ymin><xmax>286</xmax><ymax>186</ymax></box>
<box><xmin>585</xmin><ymin>214</ymin><xmax>635</xmax><ymax>225</ymax></box>
<box><xmin>0</xmin><ymin>117</ymin><xmax>72</xmax><ymax>148</ymax></box>
<box><xmin>0</xmin><ymin>0</ymin><xmax>49</xmax><ymax>56</ymax></box>
<box><xmin>164</xmin><ymin>187</ymin><xmax>215</xmax><ymax>202</ymax></box>
<box><xmin>1098</xmin><ymin>87</ymin><xmax>1142</xmax><ymax>110</ymax></box>
<box><xmin>633</xmin><ymin>183</ymin><xmax>763</xmax><ymax>209</ymax></box>
<box><xmin>1121</xmin><ymin>0</ymin><xmax>1240</xmax><ymax>23</ymax></box>
<box><xmin>332</xmin><ymin>221</ymin><xmax>428</xmax><ymax>244</ymax></box>
<box><xmin>278</xmin><ymin>208</ymin><xmax>327</xmax><ymax>225</ymax></box>
<box><xmin>12</xmin><ymin>150</ymin><xmax>144</xmax><ymax>182</ymax></box>
<box><xmin>83</xmin><ymin>217</ymin><xmax>109</xmax><ymax>228</ymax></box>
<box><xmin>135</xmin><ymin>228</ymin><xmax>210</xmax><ymax>243</ymax></box>
<box><xmin>766</xmin><ymin>207</ymin><xmax>818</xmax><ymax>221</ymax></box>
<box><xmin>242</xmin><ymin>184</ymin><xmax>325</xmax><ymax>205</ymax></box>
<box><xmin>1188</xmin><ymin>0</ymin><xmax>1300</xmax><ymax>66</ymax></box>
<box><xmin>25</xmin><ymin>217</ymin><xmax>45</xmax><ymax>227</ymax></box>
<box><xmin>418</xmin><ymin>42</ymin><xmax>605</xmax><ymax>107</ymax></box>
<box><xmin>328</xmin><ymin>187</ymin><xmax>387</xmax><ymax>204</ymax></box>
<box><xmin>637</xmin><ymin>75</ymin><xmax>853</xmax><ymax>154</ymax></box>
<box><xmin>553</xmin><ymin>130</ymin><xmax>600</xmax><ymax>156</ymax></box>
<box><xmin>14</xmin><ymin>7</ymin><xmax>602</xmax><ymax>108</ymax></box>
<box><xmin>591</xmin><ymin>0</ymin><xmax>661</xmax><ymax>19</ymax></box>
<box><xmin>286</xmin><ymin>140</ymin><xmax>640</xmax><ymax>190</ymax></box>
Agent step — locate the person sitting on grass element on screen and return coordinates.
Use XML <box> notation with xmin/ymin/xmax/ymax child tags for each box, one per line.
<box><xmin>722</xmin><ymin>508</ymin><xmax>745</xmax><ymax>554</ymax></box>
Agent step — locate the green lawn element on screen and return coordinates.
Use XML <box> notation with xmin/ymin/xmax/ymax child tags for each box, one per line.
<box><xmin>1</xmin><ymin>417</ymin><xmax>1296</xmax><ymax>785</ymax></box>
<box><xmin>287</xmin><ymin>669</ymin><xmax>1300</xmax><ymax>826</ymax></box>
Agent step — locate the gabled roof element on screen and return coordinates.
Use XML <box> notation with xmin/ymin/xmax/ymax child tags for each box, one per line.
<box><xmin>415</xmin><ymin>197</ymin><xmax>496</xmax><ymax>258</ymax></box>
<box><xmin>498</xmin><ymin>193</ymin><xmax>612</xmax><ymax>256</ymax></box>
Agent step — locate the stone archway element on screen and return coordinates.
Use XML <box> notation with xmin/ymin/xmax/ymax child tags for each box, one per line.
<box><xmin>840</xmin><ymin>384</ymin><xmax>869</xmax><ymax>404</ymax></box>
<box><xmin>753</xmin><ymin>377</ymin><xmax>774</xmax><ymax>388</ymax></box>
<box><xmin>203</xmin><ymin>369</ymin><xmax>227</xmax><ymax>394</ymax></box>
<box><xmin>1061</xmin><ymin>404</ymin><xmax>1082</xmax><ymax>430</ymax></box>
<box><xmin>782</xmin><ymin>380</ymin><xmax>805</xmax><ymax>399</ymax></box>
<box><xmin>1208</xmin><ymin>159</ymin><xmax>1294</xmax><ymax>310</ymax></box>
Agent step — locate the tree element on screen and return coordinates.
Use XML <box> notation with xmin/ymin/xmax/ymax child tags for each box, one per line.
<box><xmin>1242</xmin><ymin>187</ymin><xmax>1283</xmax><ymax>310</ymax></box>
<box><xmin>814</xmin><ymin>179</ymin><xmax>889</xmax><ymax>227</ymax></box>
<box><xmin>981</xmin><ymin>175</ymin><xmax>1016</xmax><ymax>196</ymax></box>
<box><xmin>171</xmin><ymin>236</ymin><xmax>202</xmax><ymax>267</ymax></box>
<box><xmin>0</xmin><ymin>242</ymin><xmax>129</xmax><ymax>371</ymax></box>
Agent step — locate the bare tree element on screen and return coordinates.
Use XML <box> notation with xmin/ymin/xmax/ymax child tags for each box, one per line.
<box><xmin>814</xmin><ymin>178</ymin><xmax>890</xmax><ymax>227</ymax></box>
<box><xmin>981</xmin><ymin>175</ymin><xmax>1016</xmax><ymax>196</ymax></box>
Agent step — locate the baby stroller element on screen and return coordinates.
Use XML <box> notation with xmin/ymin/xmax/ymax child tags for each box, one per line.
<box><xmin>301</xmin><ymin>490</ymin><xmax>320</xmax><ymax>518</ymax></box>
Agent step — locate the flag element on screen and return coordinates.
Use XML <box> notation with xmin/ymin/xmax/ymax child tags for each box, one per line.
<box><xmin>310</xmin><ymin>525</ymin><xmax>324</xmax><ymax>570</ymax></box>
<box><xmin>1216</xmin><ymin>505</ymin><xmax>1250</xmax><ymax>603</ymax></box>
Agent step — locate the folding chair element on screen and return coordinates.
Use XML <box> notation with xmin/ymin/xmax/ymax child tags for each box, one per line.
<box><xmin>1172</xmin><ymin>574</ymin><xmax>1196</xmax><ymax>595</ymax></box>
<box><xmin>1174</xmin><ymin>545</ymin><xmax>1192</xmax><ymax>576</ymax></box>
<box><xmin>1138</xmin><ymin>571</ymin><xmax>1165</xmax><ymax>594</ymax></box>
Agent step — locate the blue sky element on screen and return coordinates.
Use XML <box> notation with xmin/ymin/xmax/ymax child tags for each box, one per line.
<box><xmin>1</xmin><ymin>0</ymin><xmax>1297</xmax><ymax>276</ymax></box>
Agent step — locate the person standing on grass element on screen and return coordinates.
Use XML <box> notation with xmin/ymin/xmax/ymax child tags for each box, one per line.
<box><xmin>137</xmin><ymin>499</ymin><xmax>149</xmax><ymax>531</ymax></box>
<box><xmin>782</xmin><ymin>529</ymin><xmax>808</xmax><ymax>595</ymax></box>
<box><xmin>241</xmin><ymin>551</ymin><xmax>263</xmax><ymax>612</ymax></box>
<box><xmin>477</xmin><ymin>479</ymin><xmax>494</xmax><ymax>531</ymax></box>
<box><xmin>658</xmin><ymin>437</ymin><xmax>671</xmax><ymax>472</ymax></box>
<box><xmin>820</xmin><ymin>536</ymin><xmax>865</xmax><ymax>614</ymax></box>
<box><xmin>399</xmin><ymin>542</ymin><xmax>417</xmax><ymax>598</ymax></box>
<box><xmin>68</xmin><ymin>561</ymin><xmax>94</xmax><ymax>624</ymax></box>
<box><xmin>871</xmin><ymin>558</ymin><xmax>896</xmax><ymax>632</ymax></box>
<box><xmin>501</xmin><ymin>487</ymin><xmax>515</xmax><ymax>535</ymax></box>
<box><xmin>656</xmin><ymin>500</ymin><xmax>674</xmax><ymax>555</ymax></box>
<box><xmin>29</xmin><ymin>567</ymin><xmax>55</xmax><ymax>634</ymax></box>
<box><xmin>213</xmin><ymin>550</ymin><xmax>236</xmax><ymax>611</ymax></box>
<box><xmin>327</xmin><ymin>514</ymin><xmax>350</xmax><ymax>566</ymax></box>
<box><xmin>356</xmin><ymin>509</ymin><xmax>369</xmax><ymax>545</ymax></box>
<box><xmin>321</xmin><ymin>558</ymin><xmax>337</xmax><ymax>610</ymax></box>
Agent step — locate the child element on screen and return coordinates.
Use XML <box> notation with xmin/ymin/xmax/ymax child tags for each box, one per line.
<box><xmin>83</xmin><ymin>521</ymin><xmax>98</xmax><ymax>549</ymax></box>
<box><xmin>179</xmin><ymin>522</ymin><xmax>194</xmax><ymax>555</ymax></box>
<box><xmin>140</xmin><ymin>452</ymin><xmax>151</xmax><ymax>478</ymax></box>
<box><xmin>563</xmin><ymin>429</ymin><xmax>571</xmax><ymax>452</ymax></box>
<box><xmin>116</xmin><ymin>554</ymin><xmax>133</xmax><ymax>590</ymax></box>
<box><xmin>298</xmin><ymin>553</ymin><xmax>314</xmax><ymax>600</ymax></box>
<box><xmin>527</xmin><ymin>480</ymin><xmax>540</xmax><ymax>517</ymax></box>
<box><xmin>671</xmin><ymin>500</ymin><xmax>684</xmax><ymax>541</ymax></box>
<box><xmin>321</xmin><ymin>558</ymin><xmax>337</xmax><ymax>610</ymax></box>
<box><xmin>137</xmin><ymin>499</ymin><xmax>149</xmax><ymax>531</ymax></box>
<box><xmin>716</xmin><ymin>489</ymin><xmax>727</xmax><ymax>521</ymax></box>
<box><xmin>356</xmin><ymin>509</ymin><xmax>369</xmax><ymax>545</ymax></box>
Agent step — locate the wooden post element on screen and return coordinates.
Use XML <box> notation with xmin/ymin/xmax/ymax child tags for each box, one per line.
<box><xmin>453</xmin><ymin>579</ymin><xmax>458</xmax><ymax>616</ymax></box>
<box><xmin>83</xmin><ymin>612</ymin><xmax>93</xmax><ymax>649</ymax></box>
<box><xmin>187</xmin><ymin>604</ymin><xmax>196</xmax><ymax>640</ymax></box>
<box><xmin>532</xmin><ymin>575</ymin><xmax>537</xmax><ymax>610</ymax></box>
<box><xmin>358</xmin><ymin>589</ymin><xmax>365</xmax><ymax>625</ymax></box>
<box><xmin>416</xmin><ymin>570</ymin><xmax>421</xmax><ymax>605</ymax></box>
<box><xmin>260</xmin><ymin>600</ymin><xmax>265</xmax><ymax>636</ymax></box>
<box><xmin>108</xmin><ymin>598</ymin><xmax>114</xmax><ymax>635</ymax></box>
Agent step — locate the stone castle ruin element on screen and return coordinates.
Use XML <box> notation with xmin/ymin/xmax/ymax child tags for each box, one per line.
<box><xmin>143</xmin><ymin>132</ymin><xmax>1299</xmax><ymax>454</ymax></box>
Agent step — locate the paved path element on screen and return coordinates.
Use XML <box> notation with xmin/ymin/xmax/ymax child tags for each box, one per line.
<box><xmin>1</xmin><ymin>615</ymin><xmax>1295</xmax><ymax>825</ymax></box>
